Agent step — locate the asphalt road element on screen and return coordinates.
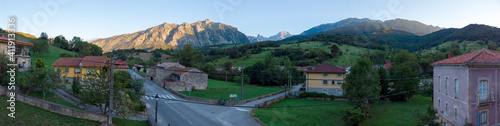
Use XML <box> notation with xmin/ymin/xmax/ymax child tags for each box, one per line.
<box><xmin>129</xmin><ymin>70</ymin><xmax>260</xmax><ymax>126</ymax></box>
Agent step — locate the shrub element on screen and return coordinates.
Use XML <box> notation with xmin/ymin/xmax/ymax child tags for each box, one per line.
<box><xmin>340</xmin><ymin>107</ymin><xmax>365</xmax><ymax>126</ymax></box>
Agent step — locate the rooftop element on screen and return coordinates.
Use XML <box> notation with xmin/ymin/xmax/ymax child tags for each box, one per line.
<box><xmin>305</xmin><ymin>63</ymin><xmax>347</xmax><ymax>73</ymax></box>
<box><xmin>0</xmin><ymin>37</ymin><xmax>34</xmax><ymax>46</ymax></box>
<box><xmin>431</xmin><ymin>49</ymin><xmax>500</xmax><ymax>65</ymax></box>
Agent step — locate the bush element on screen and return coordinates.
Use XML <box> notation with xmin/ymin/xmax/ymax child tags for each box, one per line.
<box><xmin>340</xmin><ymin>107</ymin><xmax>365</xmax><ymax>126</ymax></box>
<box><xmin>71</xmin><ymin>77</ymin><xmax>80</xmax><ymax>95</ymax></box>
<box><xmin>298</xmin><ymin>92</ymin><xmax>334</xmax><ymax>99</ymax></box>
<box><xmin>60</xmin><ymin>53</ymin><xmax>75</xmax><ymax>57</ymax></box>
<box><xmin>232</xmin><ymin>76</ymin><xmax>250</xmax><ymax>84</ymax></box>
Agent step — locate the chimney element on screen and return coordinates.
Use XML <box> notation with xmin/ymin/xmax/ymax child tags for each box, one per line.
<box><xmin>448</xmin><ymin>53</ymin><xmax>453</xmax><ymax>58</ymax></box>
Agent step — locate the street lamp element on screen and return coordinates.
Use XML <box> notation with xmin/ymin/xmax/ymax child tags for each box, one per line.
<box><xmin>155</xmin><ymin>94</ymin><xmax>159</xmax><ymax>123</ymax></box>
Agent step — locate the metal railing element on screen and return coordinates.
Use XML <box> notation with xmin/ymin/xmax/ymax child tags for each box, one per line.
<box><xmin>477</xmin><ymin>92</ymin><xmax>495</xmax><ymax>105</ymax></box>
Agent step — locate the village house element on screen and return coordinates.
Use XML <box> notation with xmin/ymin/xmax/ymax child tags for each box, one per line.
<box><xmin>0</xmin><ymin>37</ymin><xmax>34</xmax><ymax>71</ymax></box>
<box><xmin>114</xmin><ymin>59</ymin><xmax>129</xmax><ymax>71</ymax></box>
<box><xmin>147</xmin><ymin>62</ymin><xmax>208</xmax><ymax>91</ymax></box>
<box><xmin>431</xmin><ymin>49</ymin><xmax>499</xmax><ymax>126</ymax></box>
<box><xmin>132</xmin><ymin>64</ymin><xmax>144</xmax><ymax>72</ymax></box>
<box><xmin>52</xmin><ymin>56</ymin><xmax>107</xmax><ymax>79</ymax></box>
<box><xmin>305</xmin><ymin>63</ymin><xmax>347</xmax><ymax>96</ymax></box>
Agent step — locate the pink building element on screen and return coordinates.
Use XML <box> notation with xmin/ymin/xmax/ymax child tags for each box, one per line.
<box><xmin>431</xmin><ymin>49</ymin><xmax>499</xmax><ymax>126</ymax></box>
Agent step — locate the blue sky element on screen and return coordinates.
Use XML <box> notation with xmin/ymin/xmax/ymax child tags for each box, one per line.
<box><xmin>1</xmin><ymin>0</ymin><xmax>500</xmax><ymax>41</ymax></box>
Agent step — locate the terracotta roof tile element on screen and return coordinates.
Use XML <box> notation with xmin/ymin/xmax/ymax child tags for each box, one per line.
<box><xmin>0</xmin><ymin>37</ymin><xmax>34</xmax><ymax>46</ymax></box>
<box><xmin>52</xmin><ymin>58</ymin><xmax>83</xmax><ymax>67</ymax></box>
<box><xmin>305</xmin><ymin>63</ymin><xmax>346</xmax><ymax>73</ymax></box>
<box><xmin>431</xmin><ymin>49</ymin><xmax>500</xmax><ymax>65</ymax></box>
<box><xmin>173</xmin><ymin>68</ymin><xmax>194</xmax><ymax>75</ymax></box>
<box><xmin>81</xmin><ymin>56</ymin><xmax>107</xmax><ymax>67</ymax></box>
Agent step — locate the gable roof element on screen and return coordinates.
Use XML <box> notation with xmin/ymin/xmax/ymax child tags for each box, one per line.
<box><xmin>173</xmin><ymin>68</ymin><xmax>194</xmax><ymax>75</ymax></box>
<box><xmin>431</xmin><ymin>49</ymin><xmax>500</xmax><ymax>65</ymax></box>
<box><xmin>52</xmin><ymin>58</ymin><xmax>84</xmax><ymax>67</ymax></box>
<box><xmin>81</xmin><ymin>56</ymin><xmax>107</xmax><ymax>67</ymax></box>
<box><xmin>305</xmin><ymin>63</ymin><xmax>347</xmax><ymax>73</ymax></box>
<box><xmin>0</xmin><ymin>37</ymin><xmax>34</xmax><ymax>46</ymax></box>
<box><xmin>52</xmin><ymin>56</ymin><xmax>107</xmax><ymax>67</ymax></box>
<box><xmin>114</xmin><ymin>60</ymin><xmax>129</xmax><ymax>69</ymax></box>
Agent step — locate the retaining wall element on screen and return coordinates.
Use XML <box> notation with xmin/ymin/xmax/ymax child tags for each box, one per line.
<box><xmin>0</xmin><ymin>86</ymin><xmax>107</xmax><ymax>122</ymax></box>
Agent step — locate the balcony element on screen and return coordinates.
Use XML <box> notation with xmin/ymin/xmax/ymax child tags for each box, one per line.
<box><xmin>477</xmin><ymin>92</ymin><xmax>495</xmax><ymax>106</ymax></box>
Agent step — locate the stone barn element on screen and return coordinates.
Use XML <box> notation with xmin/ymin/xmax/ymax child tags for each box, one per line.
<box><xmin>147</xmin><ymin>62</ymin><xmax>208</xmax><ymax>91</ymax></box>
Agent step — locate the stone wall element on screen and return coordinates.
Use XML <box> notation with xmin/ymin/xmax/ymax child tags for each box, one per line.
<box><xmin>180</xmin><ymin>69</ymin><xmax>207</xmax><ymax>90</ymax></box>
<box><xmin>0</xmin><ymin>86</ymin><xmax>107</xmax><ymax>122</ymax></box>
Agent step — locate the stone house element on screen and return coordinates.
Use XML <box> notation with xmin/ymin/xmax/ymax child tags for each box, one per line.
<box><xmin>431</xmin><ymin>49</ymin><xmax>499</xmax><ymax>126</ymax></box>
<box><xmin>147</xmin><ymin>62</ymin><xmax>208</xmax><ymax>91</ymax></box>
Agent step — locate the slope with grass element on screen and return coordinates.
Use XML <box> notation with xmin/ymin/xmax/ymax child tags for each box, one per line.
<box><xmin>252</xmin><ymin>95</ymin><xmax>432</xmax><ymax>126</ymax></box>
<box><xmin>0</xmin><ymin>96</ymin><xmax>100</xmax><ymax>126</ymax></box>
<box><xmin>178</xmin><ymin>79</ymin><xmax>284</xmax><ymax>100</ymax></box>
<box><xmin>31</xmin><ymin>45</ymin><xmax>78</xmax><ymax>71</ymax></box>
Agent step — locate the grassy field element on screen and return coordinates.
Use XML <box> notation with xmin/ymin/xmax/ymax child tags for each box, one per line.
<box><xmin>210</xmin><ymin>41</ymin><xmax>372</xmax><ymax>67</ymax></box>
<box><xmin>31</xmin><ymin>45</ymin><xmax>78</xmax><ymax>71</ymax></box>
<box><xmin>127</xmin><ymin>52</ymin><xmax>173</xmax><ymax>62</ymax></box>
<box><xmin>27</xmin><ymin>90</ymin><xmax>81</xmax><ymax>110</ymax></box>
<box><xmin>0</xmin><ymin>96</ymin><xmax>101</xmax><ymax>126</ymax></box>
<box><xmin>420</xmin><ymin>40</ymin><xmax>498</xmax><ymax>55</ymax></box>
<box><xmin>252</xmin><ymin>95</ymin><xmax>433</xmax><ymax>126</ymax></box>
<box><xmin>179</xmin><ymin>79</ymin><xmax>284</xmax><ymax>100</ymax></box>
<box><xmin>113</xmin><ymin>117</ymin><xmax>149</xmax><ymax>126</ymax></box>
<box><xmin>252</xmin><ymin>99</ymin><xmax>353</xmax><ymax>126</ymax></box>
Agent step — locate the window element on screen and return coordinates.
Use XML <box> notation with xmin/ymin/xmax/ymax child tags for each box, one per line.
<box><xmin>323</xmin><ymin>74</ymin><xmax>328</xmax><ymax>77</ymax></box>
<box><xmin>479</xmin><ymin>80</ymin><xmax>487</xmax><ymax>101</ymax></box>
<box><xmin>337</xmin><ymin>89</ymin><xmax>342</xmax><ymax>95</ymax></box>
<box><xmin>323</xmin><ymin>80</ymin><xmax>328</xmax><ymax>85</ymax></box>
<box><xmin>64</xmin><ymin>67</ymin><xmax>69</xmax><ymax>73</ymax></box>
<box><xmin>337</xmin><ymin>74</ymin><xmax>342</xmax><ymax>77</ymax></box>
<box><xmin>454</xmin><ymin>79</ymin><xmax>459</xmax><ymax>99</ymax></box>
<box><xmin>445</xmin><ymin>77</ymin><xmax>449</xmax><ymax>95</ymax></box>
<box><xmin>454</xmin><ymin>108</ymin><xmax>458</xmax><ymax>120</ymax></box>
<box><xmin>480</xmin><ymin>111</ymin><xmax>487</xmax><ymax>124</ymax></box>
<box><xmin>86</xmin><ymin>68</ymin><xmax>97</xmax><ymax>74</ymax></box>
<box><xmin>322</xmin><ymin>89</ymin><xmax>328</xmax><ymax>94</ymax></box>
<box><xmin>438</xmin><ymin>99</ymin><xmax>441</xmax><ymax>109</ymax></box>
<box><xmin>438</xmin><ymin>76</ymin><xmax>441</xmax><ymax>92</ymax></box>
<box><xmin>445</xmin><ymin>103</ymin><xmax>448</xmax><ymax>115</ymax></box>
<box><xmin>74</xmin><ymin>68</ymin><xmax>81</xmax><ymax>74</ymax></box>
<box><xmin>331</xmin><ymin>80</ymin><xmax>335</xmax><ymax>85</ymax></box>
<box><xmin>337</xmin><ymin>80</ymin><xmax>343</xmax><ymax>85</ymax></box>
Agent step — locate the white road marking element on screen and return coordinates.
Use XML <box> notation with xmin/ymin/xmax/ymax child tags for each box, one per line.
<box><xmin>169</xmin><ymin>95</ymin><xmax>176</xmax><ymax>99</ymax></box>
<box><xmin>234</xmin><ymin>107</ymin><xmax>249</xmax><ymax>112</ymax></box>
<box><xmin>166</xmin><ymin>95</ymin><xmax>172</xmax><ymax>99</ymax></box>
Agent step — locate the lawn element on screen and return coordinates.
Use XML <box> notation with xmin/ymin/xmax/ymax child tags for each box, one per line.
<box><xmin>252</xmin><ymin>99</ymin><xmax>353</xmax><ymax>126</ymax></box>
<box><xmin>252</xmin><ymin>95</ymin><xmax>433</xmax><ymax>126</ymax></box>
<box><xmin>179</xmin><ymin>80</ymin><xmax>284</xmax><ymax>100</ymax></box>
<box><xmin>206</xmin><ymin>79</ymin><xmax>241</xmax><ymax>88</ymax></box>
<box><xmin>27</xmin><ymin>90</ymin><xmax>81</xmax><ymax>110</ymax></box>
<box><xmin>359</xmin><ymin>95</ymin><xmax>433</xmax><ymax>126</ymax></box>
<box><xmin>31</xmin><ymin>45</ymin><xmax>78</xmax><ymax>71</ymax></box>
<box><xmin>113</xmin><ymin>117</ymin><xmax>149</xmax><ymax>126</ymax></box>
<box><xmin>0</xmin><ymin>96</ymin><xmax>101</xmax><ymax>126</ymax></box>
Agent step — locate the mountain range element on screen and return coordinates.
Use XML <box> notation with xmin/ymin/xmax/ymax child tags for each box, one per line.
<box><xmin>91</xmin><ymin>19</ymin><xmax>250</xmax><ymax>52</ymax></box>
<box><xmin>247</xmin><ymin>31</ymin><xmax>292</xmax><ymax>42</ymax></box>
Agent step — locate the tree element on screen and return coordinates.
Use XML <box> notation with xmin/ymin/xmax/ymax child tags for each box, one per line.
<box><xmin>414</xmin><ymin>106</ymin><xmax>440</xmax><ymax>126</ymax></box>
<box><xmin>377</xmin><ymin>67</ymin><xmax>389</xmax><ymax>96</ymax></box>
<box><xmin>329</xmin><ymin>45</ymin><xmax>342</xmax><ymax>57</ymax></box>
<box><xmin>340</xmin><ymin>107</ymin><xmax>365</xmax><ymax>126</ymax></box>
<box><xmin>343</xmin><ymin>57</ymin><xmax>381</xmax><ymax>109</ymax></box>
<box><xmin>179</xmin><ymin>44</ymin><xmax>197</xmax><ymax>67</ymax></box>
<box><xmin>200</xmin><ymin>63</ymin><xmax>216</xmax><ymax>78</ymax></box>
<box><xmin>223</xmin><ymin>61</ymin><xmax>233</xmax><ymax>73</ymax></box>
<box><xmin>70</xmin><ymin>36</ymin><xmax>82</xmax><ymax>43</ymax></box>
<box><xmin>392</xmin><ymin>50</ymin><xmax>416</xmax><ymax>65</ymax></box>
<box><xmin>488</xmin><ymin>42</ymin><xmax>497</xmax><ymax>50</ymax></box>
<box><xmin>38</xmin><ymin>32</ymin><xmax>48</xmax><ymax>40</ymax></box>
<box><xmin>390</xmin><ymin>62</ymin><xmax>419</xmax><ymax>101</ymax></box>
<box><xmin>35</xmin><ymin>58</ymin><xmax>47</xmax><ymax>70</ymax></box>
<box><xmin>0</xmin><ymin>54</ymin><xmax>12</xmax><ymax>86</ymax></box>
<box><xmin>19</xmin><ymin>67</ymin><xmax>64</xmax><ymax>99</ymax></box>
<box><xmin>30</xmin><ymin>39</ymin><xmax>50</xmax><ymax>55</ymax></box>
<box><xmin>72</xmin><ymin>77</ymin><xmax>81</xmax><ymax>95</ymax></box>
<box><xmin>79</xmin><ymin>66</ymin><xmax>141</xmax><ymax>118</ymax></box>
<box><xmin>53</xmin><ymin>35</ymin><xmax>69</xmax><ymax>50</ymax></box>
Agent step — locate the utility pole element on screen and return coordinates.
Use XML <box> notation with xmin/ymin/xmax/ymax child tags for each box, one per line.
<box><xmin>108</xmin><ymin>55</ymin><xmax>115</xmax><ymax>125</ymax></box>
<box><xmin>288</xmin><ymin>71</ymin><xmax>291</xmax><ymax>96</ymax></box>
<box><xmin>241</xmin><ymin>62</ymin><xmax>244</xmax><ymax>101</ymax></box>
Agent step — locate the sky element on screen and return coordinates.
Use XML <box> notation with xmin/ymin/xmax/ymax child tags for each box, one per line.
<box><xmin>1</xmin><ymin>0</ymin><xmax>500</xmax><ymax>41</ymax></box>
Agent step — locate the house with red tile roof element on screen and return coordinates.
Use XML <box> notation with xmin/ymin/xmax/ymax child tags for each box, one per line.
<box><xmin>431</xmin><ymin>49</ymin><xmax>499</xmax><ymax>126</ymax></box>
<box><xmin>305</xmin><ymin>63</ymin><xmax>347</xmax><ymax>96</ymax></box>
<box><xmin>0</xmin><ymin>37</ymin><xmax>34</xmax><ymax>71</ymax></box>
<box><xmin>114</xmin><ymin>60</ymin><xmax>129</xmax><ymax>71</ymax></box>
<box><xmin>52</xmin><ymin>56</ymin><xmax>108</xmax><ymax>78</ymax></box>
<box><xmin>147</xmin><ymin>62</ymin><xmax>207</xmax><ymax>91</ymax></box>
